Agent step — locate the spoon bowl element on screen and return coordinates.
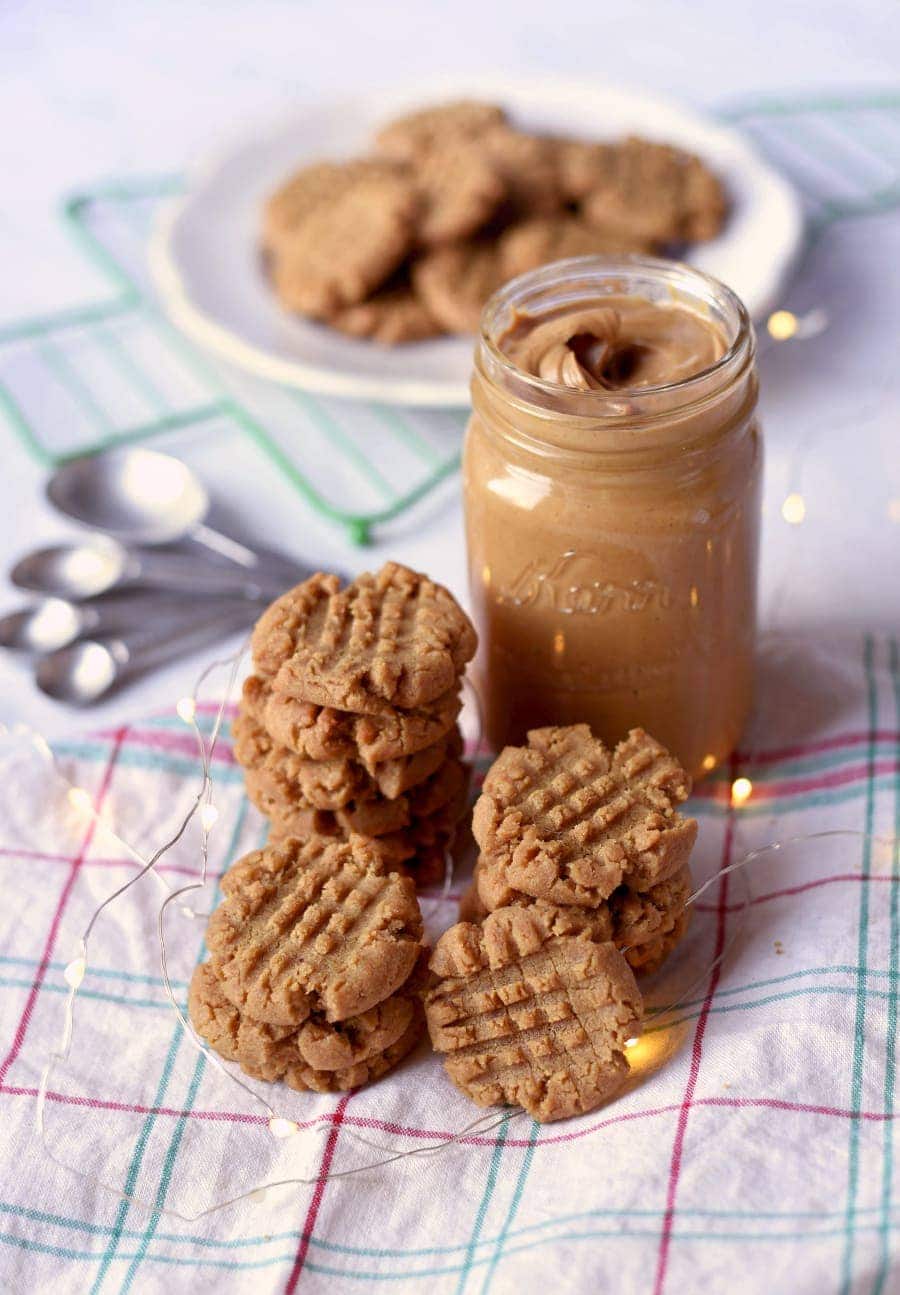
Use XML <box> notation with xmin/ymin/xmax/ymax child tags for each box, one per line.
<box><xmin>47</xmin><ymin>448</ymin><xmax>208</xmax><ymax>546</ymax></box>
<box><xmin>0</xmin><ymin>599</ymin><xmax>85</xmax><ymax>652</ymax></box>
<box><xmin>11</xmin><ymin>538</ymin><xmax>128</xmax><ymax>600</ymax></box>
<box><xmin>36</xmin><ymin>640</ymin><xmax>122</xmax><ymax>705</ymax></box>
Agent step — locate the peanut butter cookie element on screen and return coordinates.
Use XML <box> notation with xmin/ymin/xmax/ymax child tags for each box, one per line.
<box><xmin>241</xmin><ymin>675</ymin><xmax>462</xmax><ymax>770</ymax></box>
<box><xmin>414</xmin><ymin>138</ymin><xmax>506</xmax><ymax>246</ymax></box>
<box><xmin>234</xmin><ymin>710</ymin><xmax>450</xmax><ymax>808</ymax></box>
<box><xmin>499</xmin><ymin>216</ymin><xmax>655</xmax><ymax>278</ymax></box>
<box><xmin>412</xmin><ymin>239</ymin><xmax>504</xmax><ymax>335</ymax></box>
<box><xmin>480</xmin><ymin>128</ymin><xmax>563</xmax><ymax>218</ymax></box>
<box><xmin>251</xmin><ymin>564</ymin><xmax>477</xmax><ymax>713</ymax></box>
<box><xmin>329</xmin><ymin>279</ymin><xmax>443</xmax><ymax>344</ymax></box>
<box><xmin>376</xmin><ymin>100</ymin><xmax>508</xmax><ymax>160</ymax></box>
<box><xmin>247</xmin><ymin>746</ymin><xmax>468</xmax><ymax>842</ymax></box>
<box><xmin>268</xmin><ymin>168</ymin><xmax>419</xmax><ymax>317</ymax></box>
<box><xmin>580</xmin><ymin>136</ymin><xmax>727</xmax><ymax>245</ymax></box>
<box><xmin>472</xmin><ymin>725</ymin><xmax>696</xmax><ymax>907</ymax></box>
<box><xmin>189</xmin><ymin>961</ymin><xmax>425</xmax><ymax>1092</ymax></box>
<box><xmin>206</xmin><ymin>835</ymin><xmax>423</xmax><ymax>1026</ymax></box>
<box><xmin>425</xmin><ymin>906</ymin><xmax>642</xmax><ymax>1122</ymax></box>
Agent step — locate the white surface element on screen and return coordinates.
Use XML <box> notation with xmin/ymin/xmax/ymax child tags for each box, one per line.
<box><xmin>153</xmin><ymin>77</ymin><xmax>803</xmax><ymax>405</ymax></box>
<box><xmin>0</xmin><ymin>0</ymin><xmax>898</xmax><ymax>741</ymax></box>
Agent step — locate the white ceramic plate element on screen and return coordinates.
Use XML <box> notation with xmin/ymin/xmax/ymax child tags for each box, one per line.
<box><xmin>151</xmin><ymin>76</ymin><xmax>804</xmax><ymax>407</ymax></box>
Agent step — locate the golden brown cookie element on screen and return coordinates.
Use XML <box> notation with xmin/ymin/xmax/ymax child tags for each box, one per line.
<box><xmin>251</xmin><ymin>564</ymin><xmax>477</xmax><ymax>714</ymax></box>
<box><xmin>579</xmin><ymin>136</ymin><xmax>727</xmax><ymax>245</ymax></box>
<box><xmin>554</xmin><ymin>138</ymin><xmax>619</xmax><ymax>202</ymax></box>
<box><xmin>189</xmin><ymin>961</ymin><xmax>425</xmax><ymax>1092</ymax></box>
<box><xmin>242</xmin><ymin>674</ymin><xmax>462</xmax><ymax>770</ymax></box>
<box><xmin>425</xmin><ymin>906</ymin><xmax>643</xmax><ymax>1122</ymax></box>
<box><xmin>472</xmin><ymin>725</ymin><xmax>696</xmax><ymax>907</ymax></box>
<box><xmin>376</xmin><ymin>100</ymin><xmax>508</xmax><ymax>160</ymax></box>
<box><xmin>268</xmin><ymin>168</ymin><xmax>419</xmax><ymax>317</ymax></box>
<box><xmin>263</xmin><ymin>158</ymin><xmax>407</xmax><ymax>252</ymax></box>
<box><xmin>474</xmin><ymin>855</ymin><xmax>692</xmax><ymax>975</ymax></box>
<box><xmin>412</xmin><ymin>239</ymin><xmax>505</xmax><ymax>335</ymax></box>
<box><xmin>413</xmin><ymin>138</ymin><xmax>506</xmax><ymax>246</ymax></box>
<box><xmin>329</xmin><ymin>279</ymin><xmax>443</xmax><ymax>344</ymax></box>
<box><xmin>623</xmin><ymin>908</ymin><xmax>690</xmax><ymax>976</ymax></box>
<box><xmin>480</xmin><ymin>128</ymin><xmax>563</xmax><ymax>217</ymax></box>
<box><xmin>498</xmin><ymin>216</ymin><xmax>655</xmax><ymax>278</ymax></box>
<box><xmin>206</xmin><ymin>835</ymin><xmax>423</xmax><ymax>1026</ymax></box>
<box><xmin>234</xmin><ymin>709</ymin><xmax>451</xmax><ymax>808</ymax></box>
<box><xmin>248</xmin><ymin>746</ymin><xmax>468</xmax><ymax>842</ymax></box>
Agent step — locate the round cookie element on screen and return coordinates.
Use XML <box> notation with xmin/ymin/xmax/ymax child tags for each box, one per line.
<box><xmin>250</xmin><ymin>563</ymin><xmax>477</xmax><ymax>714</ymax></box>
<box><xmin>480</xmin><ymin>127</ymin><xmax>563</xmax><ymax>218</ymax></box>
<box><xmin>375</xmin><ymin>99</ymin><xmax>508</xmax><ymax>160</ymax></box>
<box><xmin>425</xmin><ymin>906</ymin><xmax>643</xmax><ymax>1122</ymax></box>
<box><xmin>206</xmin><ymin>835</ymin><xmax>423</xmax><ymax>1026</ymax></box>
<box><xmin>189</xmin><ymin>961</ymin><xmax>425</xmax><ymax>1092</ymax></box>
<box><xmin>554</xmin><ymin>138</ymin><xmax>619</xmax><ymax>202</ymax></box>
<box><xmin>498</xmin><ymin>216</ymin><xmax>655</xmax><ymax>279</ymax></box>
<box><xmin>234</xmin><ymin>709</ymin><xmax>451</xmax><ymax>808</ymax></box>
<box><xmin>413</xmin><ymin>138</ymin><xmax>506</xmax><ymax>247</ymax></box>
<box><xmin>268</xmin><ymin>168</ymin><xmax>419</xmax><ymax>318</ymax></box>
<box><xmin>579</xmin><ymin>136</ymin><xmax>727</xmax><ymax>245</ymax></box>
<box><xmin>472</xmin><ymin>725</ymin><xmax>697</xmax><ymax>907</ymax></box>
<box><xmin>329</xmin><ymin>281</ymin><xmax>443</xmax><ymax>344</ymax></box>
<box><xmin>412</xmin><ymin>239</ymin><xmax>505</xmax><ymax>335</ymax></box>
<box><xmin>263</xmin><ymin>158</ymin><xmax>407</xmax><ymax>253</ymax></box>
<box><xmin>247</xmin><ymin>746</ymin><xmax>468</xmax><ymax>842</ymax></box>
<box><xmin>242</xmin><ymin>674</ymin><xmax>463</xmax><ymax>770</ymax></box>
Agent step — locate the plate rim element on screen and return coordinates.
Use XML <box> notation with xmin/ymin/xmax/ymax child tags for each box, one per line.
<box><xmin>149</xmin><ymin>76</ymin><xmax>805</xmax><ymax>408</ymax></box>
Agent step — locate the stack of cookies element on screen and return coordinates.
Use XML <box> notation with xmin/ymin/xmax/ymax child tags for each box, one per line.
<box><xmin>459</xmin><ymin>725</ymin><xmax>697</xmax><ymax>976</ymax></box>
<box><xmin>423</xmin><ymin>725</ymin><xmax>697</xmax><ymax>1121</ymax></box>
<box><xmin>234</xmin><ymin>562</ymin><xmax>477</xmax><ymax>887</ymax></box>
<box><xmin>263</xmin><ymin>99</ymin><xmax>728</xmax><ymax>344</ymax></box>
<box><xmin>189</xmin><ymin>835</ymin><xmax>428</xmax><ymax>1092</ymax></box>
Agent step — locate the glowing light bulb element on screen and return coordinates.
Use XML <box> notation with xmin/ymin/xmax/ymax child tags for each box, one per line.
<box><xmin>767</xmin><ymin>310</ymin><xmax>798</xmax><ymax>341</ymax></box>
<box><xmin>702</xmin><ymin>754</ymin><xmax>717</xmax><ymax>773</ymax></box>
<box><xmin>64</xmin><ymin>957</ymin><xmax>86</xmax><ymax>989</ymax></box>
<box><xmin>200</xmin><ymin>803</ymin><xmax>219</xmax><ymax>832</ymax></box>
<box><xmin>624</xmin><ymin>1036</ymin><xmax>640</xmax><ymax>1049</ymax></box>
<box><xmin>269</xmin><ymin>1116</ymin><xmax>299</xmax><ymax>1139</ymax></box>
<box><xmin>67</xmin><ymin>787</ymin><xmax>93</xmax><ymax>814</ymax></box>
<box><xmin>176</xmin><ymin>697</ymin><xmax>196</xmax><ymax>725</ymax></box>
<box><xmin>781</xmin><ymin>493</ymin><xmax>806</xmax><ymax>525</ymax></box>
<box><xmin>731</xmin><ymin>777</ymin><xmax>753</xmax><ymax>806</ymax></box>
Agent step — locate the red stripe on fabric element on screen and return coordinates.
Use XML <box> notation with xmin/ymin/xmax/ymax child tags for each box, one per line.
<box><xmin>0</xmin><ymin>728</ymin><xmax>126</xmax><ymax>1089</ymax></box>
<box><xmin>653</xmin><ymin>771</ymin><xmax>735</xmax><ymax>1295</ymax></box>
<box><xmin>735</xmin><ymin>729</ymin><xmax>900</xmax><ymax>766</ymax></box>
<box><xmin>690</xmin><ymin>759</ymin><xmax>899</xmax><ymax>802</ymax></box>
<box><xmin>284</xmin><ymin>1094</ymin><xmax>350</xmax><ymax>1293</ymax></box>
<box><xmin>0</xmin><ymin>845</ymin><xmax>224</xmax><ymax>882</ymax></box>
<box><xmin>693</xmin><ymin>871</ymin><xmax>897</xmax><ymax>913</ymax></box>
<box><xmin>3</xmin><ymin>1083</ymin><xmax>892</xmax><ymax>1140</ymax></box>
<box><xmin>85</xmin><ymin>728</ymin><xmax>238</xmax><ymax>765</ymax></box>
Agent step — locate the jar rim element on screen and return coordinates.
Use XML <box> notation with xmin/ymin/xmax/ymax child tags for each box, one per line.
<box><xmin>478</xmin><ymin>253</ymin><xmax>753</xmax><ymax>411</ymax></box>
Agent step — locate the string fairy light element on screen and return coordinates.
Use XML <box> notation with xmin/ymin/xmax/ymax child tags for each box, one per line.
<box><xmin>730</xmin><ymin>776</ymin><xmax>753</xmax><ymax>807</ymax></box>
<box><xmin>781</xmin><ymin>493</ymin><xmax>806</xmax><ymax>525</ymax></box>
<box><xmin>23</xmin><ymin>635</ymin><xmax>899</xmax><ymax>1218</ymax></box>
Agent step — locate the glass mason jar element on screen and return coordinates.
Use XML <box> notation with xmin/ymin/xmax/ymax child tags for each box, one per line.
<box><xmin>463</xmin><ymin>255</ymin><xmax>762</xmax><ymax>781</ymax></box>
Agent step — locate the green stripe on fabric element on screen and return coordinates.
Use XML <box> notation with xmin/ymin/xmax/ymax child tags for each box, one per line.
<box><xmin>874</xmin><ymin>637</ymin><xmax>900</xmax><ymax>1295</ymax></box>
<box><xmin>480</xmin><ymin>1120</ymin><xmax>539</xmax><ymax>1292</ymax></box>
<box><xmin>456</xmin><ymin>1118</ymin><xmax>511</xmax><ymax>1295</ymax></box>
<box><xmin>90</xmin><ymin>798</ymin><xmax>246</xmax><ymax>1292</ymax></box>
<box><xmin>8</xmin><ymin>1217</ymin><xmax>900</xmax><ymax>1280</ymax></box>
<box><xmin>840</xmin><ymin>634</ymin><xmax>879</xmax><ymax>1294</ymax></box>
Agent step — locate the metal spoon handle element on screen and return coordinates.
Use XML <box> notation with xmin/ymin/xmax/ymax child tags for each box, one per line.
<box><xmin>126</xmin><ymin>549</ymin><xmax>303</xmax><ymax>601</ymax></box>
<box><xmin>106</xmin><ymin>607</ymin><xmax>254</xmax><ymax>676</ymax></box>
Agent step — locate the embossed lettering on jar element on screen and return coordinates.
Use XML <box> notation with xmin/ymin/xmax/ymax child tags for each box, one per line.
<box><xmin>464</xmin><ymin>256</ymin><xmax>762</xmax><ymax>780</ymax></box>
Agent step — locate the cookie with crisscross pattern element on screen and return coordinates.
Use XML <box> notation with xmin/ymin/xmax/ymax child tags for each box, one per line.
<box><xmin>251</xmin><ymin>564</ymin><xmax>476</xmax><ymax>714</ymax></box>
<box><xmin>425</xmin><ymin>906</ymin><xmax>642</xmax><ymax>1122</ymax></box>
<box><xmin>472</xmin><ymin>725</ymin><xmax>696</xmax><ymax>907</ymax></box>
<box><xmin>206</xmin><ymin>836</ymin><xmax>423</xmax><ymax>1026</ymax></box>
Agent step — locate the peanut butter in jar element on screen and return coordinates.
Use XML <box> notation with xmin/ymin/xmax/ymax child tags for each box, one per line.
<box><xmin>464</xmin><ymin>255</ymin><xmax>762</xmax><ymax>781</ymax></box>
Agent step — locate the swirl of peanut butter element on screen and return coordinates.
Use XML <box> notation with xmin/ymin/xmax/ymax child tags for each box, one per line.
<box><xmin>499</xmin><ymin>296</ymin><xmax>725</xmax><ymax>391</ymax></box>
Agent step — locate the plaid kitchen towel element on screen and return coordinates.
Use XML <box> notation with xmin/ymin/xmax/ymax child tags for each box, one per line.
<box><xmin>0</xmin><ymin>628</ymin><xmax>897</xmax><ymax>1295</ymax></box>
